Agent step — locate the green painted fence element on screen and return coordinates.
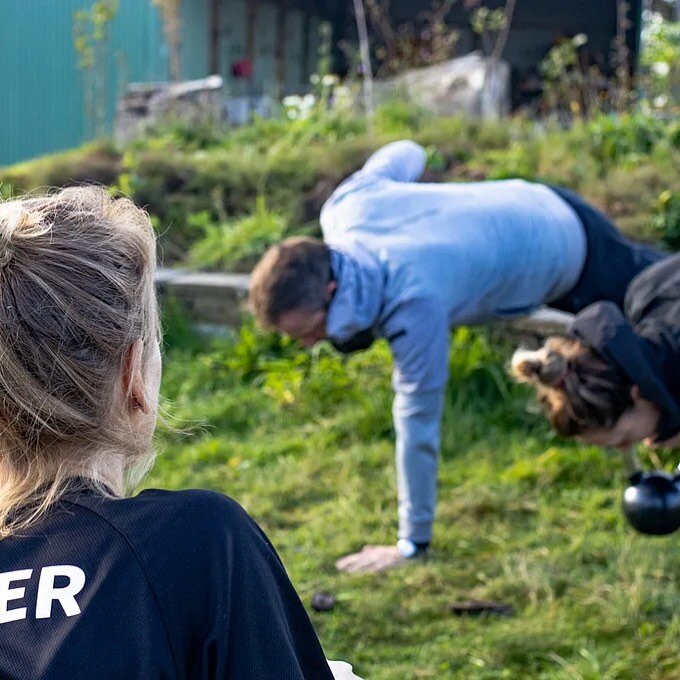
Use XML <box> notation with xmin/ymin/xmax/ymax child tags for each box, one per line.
<box><xmin>0</xmin><ymin>0</ymin><xmax>321</xmax><ymax>167</ymax></box>
<box><xmin>0</xmin><ymin>0</ymin><xmax>168</xmax><ymax>166</ymax></box>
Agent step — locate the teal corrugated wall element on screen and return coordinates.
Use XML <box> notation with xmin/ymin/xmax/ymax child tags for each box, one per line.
<box><xmin>0</xmin><ymin>0</ymin><xmax>321</xmax><ymax>167</ymax></box>
<box><xmin>0</xmin><ymin>0</ymin><xmax>168</xmax><ymax>166</ymax></box>
<box><xmin>179</xmin><ymin>0</ymin><xmax>210</xmax><ymax>79</ymax></box>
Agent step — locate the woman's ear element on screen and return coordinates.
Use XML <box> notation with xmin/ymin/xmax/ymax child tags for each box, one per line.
<box><xmin>123</xmin><ymin>339</ymin><xmax>150</xmax><ymax>415</ymax></box>
<box><xmin>631</xmin><ymin>385</ymin><xmax>642</xmax><ymax>403</ymax></box>
<box><xmin>325</xmin><ymin>280</ymin><xmax>337</xmax><ymax>301</ymax></box>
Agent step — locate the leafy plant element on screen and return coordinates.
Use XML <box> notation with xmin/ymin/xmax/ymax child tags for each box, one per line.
<box><xmin>374</xmin><ymin>99</ymin><xmax>429</xmax><ymax>136</ymax></box>
<box><xmin>73</xmin><ymin>0</ymin><xmax>119</xmax><ymax>138</ymax></box>
<box><xmin>3</xmin><ymin>102</ymin><xmax>677</xmax><ymax>265</ymax></box>
<box><xmin>538</xmin><ymin>1</ymin><xmax>634</xmax><ymax>120</ymax></box>
<box><xmin>640</xmin><ymin>13</ymin><xmax>680</xmax><ymax>113</ymax></box>
<box><xmin>654</xmin><ymin>189</ymin><xmax>680</xmax><ymax>250</ymax></box>
<box><xmin>187</xmin><ymin>196</ymin><xmax>289</xmax><ymax>272</ymax></box>
<box><xmin>479</xmin><ymin>141</ymin><xmax>540</xmax><ymax>181</ymax></box>
<box><xmin>362</xmin><ymin>0</ymin><xmax>459</xmax><ymax>77</ymax></box>
<box><xmin>580</xmin><ymin>113</ymin><xmax>669</xmax><ymax>174</ymax></box>
<box><xmin>538</xmin><ymin>33</ymin><xmax>605</xmax><ymax>121</ymax></box>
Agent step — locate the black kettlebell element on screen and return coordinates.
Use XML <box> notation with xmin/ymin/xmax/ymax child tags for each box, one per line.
<box><xmin>622</xmin><ymin>469</ymin><xmax>680</xmax><ymax>536</ymax></box>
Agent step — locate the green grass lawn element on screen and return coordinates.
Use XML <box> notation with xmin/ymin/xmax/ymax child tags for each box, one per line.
<box><xmin>2</xmin><ymin>104</ymin><xmax>677</xmax><ymax>677</ymax></box>
<box><xmin>148</xmin><ymin>322</ymin><xmax>680</xmax><ymax>679</ymax></box>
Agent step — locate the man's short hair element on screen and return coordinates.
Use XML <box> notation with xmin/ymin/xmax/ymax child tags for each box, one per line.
<box><xmin>249</xmin><ymin>237</ymin><xmax>332</xmax><ymax>329</ymax></box>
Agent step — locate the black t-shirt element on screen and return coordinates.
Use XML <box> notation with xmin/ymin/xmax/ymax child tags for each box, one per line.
<box><xmin>0</xmin><ymin>485</ymin><xmax>335</xmax><ymax>680</ymax></box>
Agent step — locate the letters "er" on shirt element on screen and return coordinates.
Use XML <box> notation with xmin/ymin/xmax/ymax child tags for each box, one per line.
<box><xmin>0</xmin><ymin>565</ymin><xmax>86</xmax><ymax>624</ymax></box>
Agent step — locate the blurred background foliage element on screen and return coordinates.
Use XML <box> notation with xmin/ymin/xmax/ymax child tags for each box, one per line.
<box><xmin>1</xmin><ymin>4</ymin><xmax>679</xmax><ymax>676</ymax></box>
<box><xmin>1</xmin><ymin>107</ymin><xmax>677</xmax><ymax>270</ymax></box>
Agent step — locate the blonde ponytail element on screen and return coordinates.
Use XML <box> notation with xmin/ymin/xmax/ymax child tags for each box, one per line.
<box><xmin>0</xmin><ymin>187</ymin><xmax>159</xmax><ymax>537</ymax></box>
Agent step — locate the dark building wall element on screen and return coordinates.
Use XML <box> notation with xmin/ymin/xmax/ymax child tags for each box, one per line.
<box><xmin>335</xmin><ymin>0</ymin><xmax>643</xmax><ymax>93</ymax></box>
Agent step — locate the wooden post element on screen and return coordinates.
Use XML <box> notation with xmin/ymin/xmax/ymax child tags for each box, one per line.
<box><xmin>246</xmin><ymin>0</ymin><xmax>257</xmax><ymax>66</ymax></box>
<box><xmin>275</xmin><ymin>0</ymin><xmax>289</xmax><ymax>100</ymax></box>
<box><xmin>351</xmin><ymin>0</ymin><xmax>374</xmax><ymax>134</ymax></box>
<box><xmin>245</xmin><ymin>0</ymin><xmax>258</xmax><ymax>114</ymax></box>
<box><xmin>301</xmin><ymin>9</ymin><xmax>311</xmax><ymax>84</ymax></box>
<box><xmin>209</xmin><ymin>0</ymin><xmax>221</xmax><ymax>75</ymax></box>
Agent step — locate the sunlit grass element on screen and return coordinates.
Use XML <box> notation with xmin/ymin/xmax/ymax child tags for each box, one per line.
<box><xmin>147</xmin><ymin>323</ymin><xmax>680</xmax><ymax>679</ymax></box>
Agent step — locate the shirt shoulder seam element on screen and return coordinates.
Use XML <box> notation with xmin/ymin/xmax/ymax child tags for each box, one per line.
<box><xmin>64</xmin><ymin>498</ymin><xmax>181</xmax><ymax>677</ymax></box>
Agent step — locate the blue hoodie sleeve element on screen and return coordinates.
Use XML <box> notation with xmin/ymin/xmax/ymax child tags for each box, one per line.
<box><xmin>361</xmin><ymin>140</ymin><xmax>427</xmax><ymax>183</ymax></box>
<box><xmin>386</xmin><ymin>299</ymin><xmax>450</xmax><ymax>395</ymax></box>
<box><xmin>384</xmin><ymin>300</ymin><xmax>450</xmax><ymax>543</ymax></box>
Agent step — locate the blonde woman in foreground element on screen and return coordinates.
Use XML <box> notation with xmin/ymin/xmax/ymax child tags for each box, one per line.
<box><xmin>512</xmin><ymin>254</ymin><xmax>680</xmax><ymax>450</ymax></box>
<box><xmin>0</xmin><ymin>188</ymin><xmax>359</xmax><ymax>680</ymax></box>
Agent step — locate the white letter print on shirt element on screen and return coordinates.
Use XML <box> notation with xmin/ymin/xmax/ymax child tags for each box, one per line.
<box><xmin>36</xmin><ymin>565</ymin><xmax>86</xmax><ymax>619</ymax></box>
<box><xmin>0</xmin><ymin>569</ymin><xmax>32</xmax><ymax>623</ymax></box>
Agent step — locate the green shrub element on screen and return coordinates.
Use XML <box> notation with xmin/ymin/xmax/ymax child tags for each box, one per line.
<box><xmin>417</xmin><ymin>115</ymin><xmax>513</xmax><ymax>163</ymax></box>
<box><xmin>2</xmin><ymin>105</ymin><xmax>677</xmax><ymax>261</ymax></box>
<box><xmin>187</xmin><ymin>197</ymin><xmax>289</xmax><ymax>272</ymax></box>
<box><xmin>129</xmin><ymin>119</ymin><xmax>232</xmax><ymax>153</ymax></box>
<box><xmin>582</xmin><ymin>160</ymin><xmax>672</xmax><ymax>240</ymax></box>
<box><xmin>119</xmin><ymin>145</ymin><xmax>320</xmax><ymax>256</ymax></box>
<box><xmin>0</xmin><ymin>141</ymin><xmax>120</xmax><ymax>194</ymax></box>
<box><xmin>478</xmin><ymin>141</ymin><xmax>541</xmax><ymax>181</ymax></box>
<box><xmin>654</xmin><ymin>189</ymin><xmax>680</xmax><ymax>250</ymax></box>
<box><xmin>578</xmin><ymin>113</ymin><xmax>670</xmax><ymax>175</ymax></box>
<box><xmin>374</xmin><ymin>99</ymin><xmax>429</xmax><ymax>136</ymax></box>
<box><xmin>226</xmin><ymin>102</ymin><xmax>365</xmax><ymax>151</ymax></box>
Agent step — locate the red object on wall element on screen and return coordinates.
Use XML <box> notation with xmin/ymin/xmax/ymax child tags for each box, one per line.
<box><xmin>232</xmin><ymin>59</ymin><xmax>253</xmax><ymax>79</ymax></box>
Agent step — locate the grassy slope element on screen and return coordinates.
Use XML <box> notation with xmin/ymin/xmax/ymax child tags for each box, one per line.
<box><xmin>149</xmin><ymin>324</ymin><xmax>680</xmax><ymax>680</ymax></box>
<box><xmin>4</xmin><ymin>111</ymin><xmax>677</xmax><ymax>677</ymax></box>
<box><xmin>2</xmin><ymin>112</ymin><xmax>677</xmax><ymax>266</ymax></box>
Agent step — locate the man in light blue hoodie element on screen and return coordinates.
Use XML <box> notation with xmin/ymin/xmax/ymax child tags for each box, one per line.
<box><xmin>249</xmin><ymin>140</ymin><xmax>664</xmax><ymax>573</ymax></box>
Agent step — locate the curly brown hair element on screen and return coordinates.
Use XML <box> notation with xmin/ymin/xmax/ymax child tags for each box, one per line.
<box><xmin>511</xmin><ymin>337</ymin><xmax>633</xmax><ymax>437</ymax></box>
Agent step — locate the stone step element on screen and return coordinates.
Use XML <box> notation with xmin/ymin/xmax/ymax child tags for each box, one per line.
<box><xmin>156</xmin><ymin>267</ymin><xmax>250</xmax><ymax>327</ymax></box>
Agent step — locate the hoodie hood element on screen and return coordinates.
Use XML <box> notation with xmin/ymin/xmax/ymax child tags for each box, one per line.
<box><xmin>326</xmin><ymin>245</ymin><xmax>385</xmax><ymax>343</ymax></box>
<box><xmin>570</xmin><ymin>301</ymin><xmax>680</xmax><ymax>442</ymax></box>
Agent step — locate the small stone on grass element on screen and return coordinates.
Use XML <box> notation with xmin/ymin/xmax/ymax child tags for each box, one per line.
<box><xmin>449</xmin><ymin>599</ymin><xmax>515</xmax><ymax>617</ymax></box>
<box><xmin>311</xmin><ymin>591</ymin><xmax>336</xmax><ymax>612</ymax></box>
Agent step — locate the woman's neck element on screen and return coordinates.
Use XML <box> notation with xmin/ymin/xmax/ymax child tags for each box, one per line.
<box><xmin>70</xmin><ymin>452</ymin><xmax>125</xmax><ymax>496</ymax></box>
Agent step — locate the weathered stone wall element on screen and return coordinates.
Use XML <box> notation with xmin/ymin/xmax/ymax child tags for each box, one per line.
<box><xmin>156</xmin><ymin>268</ymin><xmax>250</xmax><ymax>328</ymax></box>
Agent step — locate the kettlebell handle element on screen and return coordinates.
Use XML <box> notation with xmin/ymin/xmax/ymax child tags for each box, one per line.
<box><xmin>619</xmin><ymin>447</ymin><xmax>642</xmax><ymax>476</ymax></box>
<box><xmin>619</xmin><ymin>448</ymin><xmax>680</xmax><ymax>536</ymax></box>
<box><xmin>618</xmin><ymin>447</ymin><xmax>680</xmax><ymax>479</ymax></box>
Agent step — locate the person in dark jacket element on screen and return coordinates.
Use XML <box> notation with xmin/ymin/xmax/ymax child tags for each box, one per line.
<box><xmin>0</xmin><ymin>188</ymin><xmax>347</xmax><ymax>680</ymax></box>
<box><xmin>512</xmin><ymin>253</ymin><xmax>680</xmax><ymax>450</ymax></box>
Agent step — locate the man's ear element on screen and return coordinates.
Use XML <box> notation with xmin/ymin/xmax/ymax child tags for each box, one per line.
<box><xmin>123</xmin><ymin>339</ymin><xmax>150</xmax><ymax>415</ymax></box>
<box><xmin>325</xmin><ymin>280</ymin><xmax>337</xmax><ymax>301</ymax></box>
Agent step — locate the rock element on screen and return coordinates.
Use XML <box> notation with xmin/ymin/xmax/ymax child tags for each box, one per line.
<box><xmin>449</xmin><ymin>599</ymin><xmax>515</xmax><ymax>617</ymax></box>
<box><xmin>115</xmin><ymin>75</ymin><xmax>224</xmax><ymax>145</ymax></box>
<box><xmin>373</xmin><ymin>51</ymin><xmax>510</xmax><ymax>120</ymax></box>
<box><xmin>311</xmin><ymin>591</ymin><xmax>337</xmax><ymax>612</ymax></box>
